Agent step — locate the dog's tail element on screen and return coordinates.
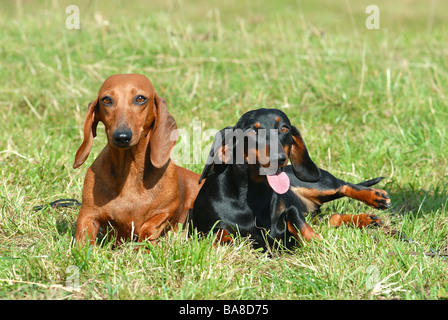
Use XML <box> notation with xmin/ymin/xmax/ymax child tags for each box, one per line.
<box><xmin>357</xmin><ymin>177</ymin><xmax>385</xmax><ymax>187</ymax></box>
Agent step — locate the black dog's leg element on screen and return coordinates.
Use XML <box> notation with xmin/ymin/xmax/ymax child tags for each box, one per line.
<box><xmin>282</xmin><ymin>207</ymin><xmax>321</xmax><ymax>247</ymax></box>
<box><xmin>290</xmin><ymin>168</ymin><xmax>390</xmax><ymax>209</ymax></box>
<box><xmin>289</xmin><ymin>168</ymin><xmax>389</xmax><ymax>229</ymax></box>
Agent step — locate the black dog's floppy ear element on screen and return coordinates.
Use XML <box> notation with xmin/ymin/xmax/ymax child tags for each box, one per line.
<box><xmin>199</xmin><ymin>126</ymin><xmax>234</xmax><ymax>184</ymax></box>
<box><xmin>289</xmin><ymin>126</ymin><xmax>321</xmax><ymax>182</ymax></box>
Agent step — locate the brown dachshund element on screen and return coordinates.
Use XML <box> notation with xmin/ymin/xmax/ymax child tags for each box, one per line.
<box><xmin>73</xmin><ymin>74</ymin><xmax>201</xmax><ymax>246</ymax></box>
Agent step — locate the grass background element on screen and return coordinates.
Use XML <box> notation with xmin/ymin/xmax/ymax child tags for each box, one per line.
<box><xmin>1</xmin><ymin>0</ymin><xmax>448</xmax><ymax>300</ymax></box>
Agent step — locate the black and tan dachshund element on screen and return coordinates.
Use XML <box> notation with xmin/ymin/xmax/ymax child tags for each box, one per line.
<box><xmin>191</xmin><ymin>108</ymin><xmax>390</xmax><ymax>250</ymax></box>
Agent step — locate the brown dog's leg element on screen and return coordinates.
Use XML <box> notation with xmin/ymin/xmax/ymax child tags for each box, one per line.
<box><xmin>75</xmin><ymin>213</ymin><xmax>100</xmax><ymax>246</ymax></box>
<box><xmin>329</xmin><ymin>213</ymin><xmax>382</xmax><ymax>228</ymax></box>
<box><xmin>139</xmin><ymin>213</ymin><xmax>171</xmax><ymax>243</ymax></box>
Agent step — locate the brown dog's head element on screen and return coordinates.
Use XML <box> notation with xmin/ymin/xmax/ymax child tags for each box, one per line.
<box><xmin>73</xmin><ymin>74</ymin><xmax>177</xmax><ymax>169</ymax></box>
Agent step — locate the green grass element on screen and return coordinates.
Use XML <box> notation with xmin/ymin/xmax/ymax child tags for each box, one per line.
<box><xmin>1</xmin><ymin>0</ymin><xmax>448</xmax><ymax>300</ymax></box>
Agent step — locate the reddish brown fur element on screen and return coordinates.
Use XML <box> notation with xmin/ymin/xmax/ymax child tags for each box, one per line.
<box><xmin>73</xmin><ymin>74</ymin><xmax>202</xmax><ymax>246</ymax></box>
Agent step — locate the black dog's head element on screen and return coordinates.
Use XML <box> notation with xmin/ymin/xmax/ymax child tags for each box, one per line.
<box><xmin>200</xmin><ymin>108</ymin><xmax>321</xmax><ymax>193</ymax></box>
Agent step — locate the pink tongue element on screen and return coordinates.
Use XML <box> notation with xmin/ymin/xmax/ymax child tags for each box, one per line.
<box><xmin>266</xmin><ymin>171</ymin><xmax>290</xmax><ymax>194</ymax></box>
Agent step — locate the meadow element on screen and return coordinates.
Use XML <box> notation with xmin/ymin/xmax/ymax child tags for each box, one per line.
<box><xmin>1</xmin><ymin>0</ymin><xmax>448</xmax><ymax>300</ymax></box>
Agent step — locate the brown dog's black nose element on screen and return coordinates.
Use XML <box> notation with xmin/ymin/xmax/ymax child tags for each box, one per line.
<box><xmin>113</xmin><ymin>129</ymin><xmax>132</xmax><ymax>147</ymax></box>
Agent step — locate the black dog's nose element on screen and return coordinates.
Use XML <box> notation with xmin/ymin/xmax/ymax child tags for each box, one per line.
<box><xmin>277</xmin><ymin>153</ymin><xmax>287</xmax><ymax>166</ymax></box>
<box><xmin>113</xmin><ymin>129</ymin><xmax>132</xmax><ymax>147</ymax></box>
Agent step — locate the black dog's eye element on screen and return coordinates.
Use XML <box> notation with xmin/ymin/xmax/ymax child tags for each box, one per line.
<box><xmin>134</xmin><ymin>95</ymin><xmax>147</xmax><ymax>105</ymax></box>
<box><xmin>280</xmin><ymin>125</ymin><xmax>289</xmax><ymax>133</ymax></box>
<box><xmin>101</xmin><ymin>96</ymin><xmax>113</xmax><ymax>106</ymax></box>
<box><xmin>246</xmin><ymin>128</ymin><xmax>257</xmax><ymax>136</ymax></box>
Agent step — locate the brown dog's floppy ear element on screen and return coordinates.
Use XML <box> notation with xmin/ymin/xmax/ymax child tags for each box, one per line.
<box><xmin>289</xmin><ymin>126</ymin><xmax>321</xmax><ymax>182</ymax></box>
<box><xmin>73</xmin><ymin>97</ymin><xmax>100</xmax><ymax>169</ymax></box>
<box><xmin>149</xmin><ymin>94</ymin><xmax>178</xmax><ymax>168</ymax></box>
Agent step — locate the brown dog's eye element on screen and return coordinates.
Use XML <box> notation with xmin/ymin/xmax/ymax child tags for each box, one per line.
<box><xmin>101</xmin><ymin>96</ymin><xmax>113</xmax><ymax>106</ymax></box>
<box><xmin>280</xmin><ymin>125</ymin><xmax>289</xmax><ymax>133</ymax></box>
<box><xmin>134</xmin><ymin>95</ymin><xmax>147</xmax><ymax>105</ymax></box>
